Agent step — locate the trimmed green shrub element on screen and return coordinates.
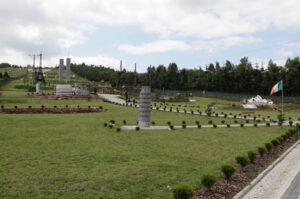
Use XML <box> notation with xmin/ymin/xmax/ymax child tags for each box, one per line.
<box><xmin>116</xmin><ymin>127</ymin><xmax>121</xmax><ymax>132</ymax></box>
<box><xmin>169</xmin><ymin>125</ymin><xmax>174</xmax><ymax>130</ymax></box>
<box><xmin>182</xmin><ymin>121</ymin><xmax>186</xmax><ymax>124</ymax></box>
<box><xmin>208</xmin><ymin>120</ymin><xmax>213</xmax><ymax>124</ymax></box>
<box><xmin>258</xmin><ymin>147</ymin><xmax>266</xmax><ymax>156</ymax></box>
<box><xmin>213</xmin><ymin>124</ymin><xmax>217</xmax><ymax>128</ymax></box>
<box><xmin>221</xmin><ymin>120</ymin><xmax>225</xmax><ymax>124</ymax></box>
<box><xmin>172</xmin><ymin>183</ymin><xmax>193</xmax><ymax>199</ymax></box>
<box><xmin>236</xmin><ymin>156</ymin><xmax>249</xmax><ymax>168</ymax></box>
<box><xmin>1</xmin><ymin>105</ymin><xmax>4</xmax><ymax>109</ymax></box>
<box><xmin>41</xmin><ymin>105</ymin><xmax>45</xmax><ymax>109</ymax></box>
<box><xmin>53</xmin><ymin>105</ymin><xmax>57</xmax><ymax>108</ymax></box>
<box><xmin>167</xmin><ymin>121</ymin><xmax>171</xmax><ymax>125</ymax></box>
<box><xmin>182</xmin><ymin>124</ymin><xmax>186</xmax><ymax>129</ymax></box>
<box><xmin>224</xmin><ymin>114</ymin><xmax>227</xmax><ymax>118</ymax></box>
<box><xmin>195</xmin><ymin>121</ymin><xmax>200</xmax><ymax>125</ymax></box>
<box><xmin>234</xmin><ymin>120</ymin><xmax>238</xmax><ymax>124</ymax></box>
<box><xmin>99</xmin><ymin>106</ymin><xmax>103</xmax><ymax>109</ymax></box>
<box><xmin>248</xmin><ymin>151</ymin><xmax>257</xmax><ymax>163</ymax></box>
<box><xmin>266</xmin><ymin>122</ymin><xmax>270</xmax><ymax>127</ymax></box>
<box><xmin>254</xmin><ymin>123</ymin><xmax>257</xmax><ymax>127</ymax></box>
<box><xmin>77</xmin><ymin>105</ymin><xmax>80</xmax><ymax>108</ymax></box>
<box><xmin>197</xmin><ymin>124</ymin><xmax>201</xmax><ymax>128</ymax></box>
<box><xmin>277</xmin><ymin>137</ymin><xmax>283</xmax><ymax>144</ymax></box>
<box><xmin>136</xmin><ymin>126</ymin><xmax>140</xmax><ymax>131</ymax></box>
<box><xmin>104</xmin><ymin>123</ymin><xmax>108</xmax><ymax>127</ymax></box>
<box><xmin>109</xmin><ymin>120</ymin><xmax>115</xmax><ymax>124</ymax></box>
<box><xmin>240</xmin><ymin>123</ymin><xmax>244</xmax><ymax>127</ymax></box>
<box><xmin>271</xmin><ymin>139</ymin><xmax>279</xmax><ymax>147</ymax></box>
<box><xmin>151</xmin><ymin>121</ymin><xmax>155</xmax><ymax>125</ymax></box>
<box><xmin>227</xmin><ymin>124</ymin><xmax>230</xmax><ymax>128</ymax></box>
<box><xmin>28</xmin><ymin>105</ymin><xmax>32</xmax><ymax>109</ymax></box>
<box><xmin>289</xmin><ymin>121</ymin><xmax>293</xmax><ymax>127</ymax></box>
<box><xmin>221</xmin><ymin>165</ymin><xmax>236</xmax><ymax>180</ymax></box>
<box><xmin>201</xmin><ymin>175</ymin><xmax>216</xmax><ymax>189</ymax></box>
<box><xmin>109</xmin><ymin>124</ymin><xmax>113</xmax><ymax>128</ymax></box>
<box><xmin>123</xmin><ymin>120</ymin><xmax>127</xmax><ymax>125</ymax></box>
<box><xmin>265</xmin><ymin>143</ymin><xmax>272</xmax><ymax>151</ymax></box>
<box><xmin>281</xmin><ymin>134</ymin><xmax>288</xmax><ymax>141</ymax></box>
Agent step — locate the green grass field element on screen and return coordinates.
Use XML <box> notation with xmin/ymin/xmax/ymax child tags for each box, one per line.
<box><xmin>0</xmin><ymin>75</ymin><xmax>299</xmax><ymax>198</ymax></box>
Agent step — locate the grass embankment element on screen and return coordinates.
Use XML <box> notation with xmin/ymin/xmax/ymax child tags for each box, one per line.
<box><xmin>0</xmin><ymin>76</ymin><xmax>298</xmax><ymax>198</ymax></box>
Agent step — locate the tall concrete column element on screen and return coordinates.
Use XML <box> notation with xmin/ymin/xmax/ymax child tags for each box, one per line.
<box><xmin>59</xmin><ymin>59</ymin><xmax>64</xmax><ymax>82</ymax></box>
<box><xmin>138</xmin><ymin>86</ymin><xmax>151</xmax><ymax>127</ymax></box>
<box><xmin>66</xmin><ymin>58</ymin><xmax>71</xmax><ymax>82</ymax></box>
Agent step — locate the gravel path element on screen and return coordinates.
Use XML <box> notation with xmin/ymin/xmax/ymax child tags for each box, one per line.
<box><xmin>241</xmin><ymin>141</ymin><xmax>300</xmax><ymax>199</ymax></box>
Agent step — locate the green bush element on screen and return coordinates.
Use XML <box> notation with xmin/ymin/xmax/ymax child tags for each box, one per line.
<box><xmin>213</xmin><ymin>124</ymin><xmax>217</xmax><ymax>128</ymax></box>
<box><xmin>208</xmin><ymin>120</ymin><xmax>213</xmax><ymax>124</ymax></box>
<box><xmin>201</xmin><ymin>175</ymin><xmax>216</xmax><ymax>189</ymax></box>
<box><xmin>277</xmin><ymin>137</ymin><xmax>283</xmax><ymax>144</ymax></box>
<box><xmin>123</xmin><ymin>120</ymin><xmax>127</xmax><ymax>125</ymax></box>
<box><xmin>266</xmin><ymin>122</ymin><xmax>270</xmax><ymax>127</ymax></box>
<box><xmin>169</xmin><ymin>125</ymin><xmax>174</xmax><ymax>130</ymax></box>
<box><xmin>167</xmin><ymin>121</ymin><xmax>171</xmax><ymax>125</ymax></box>
<box><xmin>182</xmin><ymin>124</ymin><xmax>186</xmax><ymax>129</ymax></box>
<box><xmin>258</xmin><ymin>147</ymin><xmax>266</xmax><ymax>156</ymax></box>
<box><xmin>109</xmin><ymin>120</ymin><xmax>115</xmax><ymax>124</ymax></box>
<box><xmin>227</xmin><ymin>124</ymin><xmax>230</xmax><ymax>128</ymax></box>
<box><xmin>221</xmin><ymin>120</ymin><xmax>225</xmax><ymax>124</ymax></box>
<box><xmin>172</xmin><ymin>183</ymin><xmax>193</xmax><ymax>199</ymax></box>
<box><xmin>240</xmin><ymin>123</ymin><xmax>244</xmax><ymax>127</ymax></box>
<box><xmin>236</xmin><ymin>156</ymin><xmax>249</xmax><ymax>167</ymax></box>
<box><xmin>104</xmin><ymin>123</ymin><xmax>108</xmax><ymax>127</ymax></box>
<box><xmin>116</xmin><ymin>127</ymin><xmax>121</xmax><ymax>132</ymax></box>
<box><xmin>136</xmin><ymin>126</ymin><xmax>140</xmax><ymax>131</ymax></box>
<box><xmin>289</xmin><ymin>121</ymin><xmax>293</xmax><ymax>127</ymax></box>
<box><xmin>197</xmin><ymin>124</ymin><xmax>201</xmax><ymax>128</ymax></box>
<box><xmin>281</xmin><ymin>134</ymin><xmax>288</xmax><ymax>141</ymax></box>
<box><xmin>152</xmin><ymin>121</ymin><xmax>155</xmax><ymax>125</ymax></box>
<box><xmin>182</xmin><ymin>121</ymin><xmax>186</xmax><ymax>124</ymax></box>
<box><xmin>221</xmin><ymin>165</ymin><xmax>236</xmax><ymax>180</ymax></box>
<box><xmin>265</xmin><ymin>143</ymin><xmax>272</xmax><ymax>151</ymax></box>
<box><xmin>1</xmin><ymin>105</ymin><xmax>4</xmax><ymax>109</ymax></box>
<box><xmin>28</xmin><ymin>105</ymin><xmax>32</xmax><ymax>109</ymax></box>
<box><xmin>109</xmin><ymin>124</ymin><xmax>113</xmax><ymax>128</ymax></box>
<box><xmin>254</xmin><ymin>123</ymin><xmax>257</xmax><ymax>127</ymax></box>
<box><xmin>271</xmin><ymin>139</ymin><xmax>279</xmax><ymax>147</ymax></box>
<box><xmin>248</xmin><ymin>151</ymin><xmax>257</xmax><ymax>163</ymax></box>
<box><xmin>224</xmin><ymin>114</ymin><xmax>227</xmax><ymax>118</ymax></box>
<box><xmin>66</xmin><ymin>105</ymin><xmax>69</xmax><ymax>108</ymax></box>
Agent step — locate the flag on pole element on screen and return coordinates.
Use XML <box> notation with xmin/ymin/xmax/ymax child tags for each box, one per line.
<box><xmin>270</xmin><ymin>80</ymin><xmax>283</xmax><ymax>95</ymax></box>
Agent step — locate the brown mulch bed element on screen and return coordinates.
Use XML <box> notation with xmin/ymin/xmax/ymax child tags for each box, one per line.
<box><xmin>0</xmin><ymin>108</ymin><xmax>105</xmax><ymax>114</ymax></box>
<box><xmin>27</xmin><ymin>94</ymin><xmax>102</xmax><ymax>100</ymax></box>
<box><xmin>194</xmin><ymin>130</ymin><xmax>300</xmax><ymax>199</ymax></box>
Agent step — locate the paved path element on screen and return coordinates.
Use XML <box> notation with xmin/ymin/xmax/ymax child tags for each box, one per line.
<box><xmin>240</xmin><ymin>140</ymin><xmax>300</xmax><ymax>199</ymax></box>
<box><xmin>100</xmin><ymin>94</ymin><xmax>300</xmax><ymax>130</ymax></box>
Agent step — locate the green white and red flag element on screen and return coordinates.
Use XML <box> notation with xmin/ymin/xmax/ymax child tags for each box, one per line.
<box><xmin>270</xmin><ymin>80</ymin><xmax>283</xmax><ymax>95</ymax></box>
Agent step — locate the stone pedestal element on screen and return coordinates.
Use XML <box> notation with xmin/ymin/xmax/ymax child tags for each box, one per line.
<box><xmin>66</xmin><ymin>58</ymin><xmax>71</xmax><ymax>82</ymax></box>
<box><xmin>59</xmin><ymin>59</ymin><xmax>64</xmax><ymax>82</ymax></box>
<box><xmin>138</xmin><ymin>86</ymin><xmax>151</xmax><ymax>127</ymax></box>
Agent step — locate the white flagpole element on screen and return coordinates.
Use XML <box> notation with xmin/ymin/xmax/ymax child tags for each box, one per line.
<box><xmin>282</xmin><ymin>80</ymin><xmax>283</xmax><ymax>113</ymax></box>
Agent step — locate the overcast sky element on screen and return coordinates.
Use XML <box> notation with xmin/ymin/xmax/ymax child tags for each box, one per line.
<box><xmin>0</xmin><ymin>0</ymin><xmax>300</xmax><ymax>72</ymax></box>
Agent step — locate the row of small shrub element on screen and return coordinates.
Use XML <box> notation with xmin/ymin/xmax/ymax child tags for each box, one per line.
<box><xmin>172</xmin><ymin>125</ymin><xmax>300</xmax><ymax>199</ymax></box>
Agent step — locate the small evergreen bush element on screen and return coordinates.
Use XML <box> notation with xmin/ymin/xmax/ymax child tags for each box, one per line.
<box><xmin>265</xmin><ymin>143</ymin><xmax>272</xmax><ymax>151</ymax></box>
<box><xmin>123</xmin><ymin>120</ymin><xmax>127</xmax><ymax>125</ymax></box>
<box><xmin>213</xmin><ymin>124</ymin><xmax>217</xmax><ymax>128</ymax></box>
<box><xmin>221</xmin><ymin>120</ymin><xmax>225</xmax><ymax>124</ymax></box>
<box><xmin>172</xmin><ymin>184</ymin><xmax>193</xmax><ymax>199</ymax></box>
<box><xmin>289</xmin><ymin>121</ymin><xmax>293</xmax><ymax>127</ymax></box>
<box><xmin>182</xmin><ymin>124</ymin><xmax>186</xmax><ymax>128</ymax></box>
<box><xmin>136</xmin><ymin>126</ymin><xmax>140</xmax><ymax>131</ymax></box>
<box><xmin>236</xmin><ymin>156</ymin><xmax>249</xmax><ymax>168</ymax></box>
<box><xmin>271</xmin><ymin>139</ymin><xmax>279</xmax><ymax>147</ymax></box>
<box><xmin>169</xmin><ymin>125</ymin><xmax>174</xmax><ymax>130</ymax></box>
<box><xmin>201</xmin><ymin>175</ymin><xmax>216</xmax><ymax>189</ymax></box>
<box><xmin>116</xmin><ymin>127</ymin><xmax>121</xmax><ymax>132</ymax></box>
<box><xmin>197</xmin><ymin>124</ymin><xmax>201</xmax><ymax>128</ymax></box>
<box><xmin>258</xmin><ymin>147</ymin><xmax>266</xmax><ymax>156</ymax></box>
<box><xmin>266</xmin><ymin>122</ymin><xmax>270</xmax><ymax>127</ymax></box>
<box><xmin>221</xmin><ymin>165</ymin><xmax>236</xmax><ymax>180</ymax></box>
<box><xmin>28</xmin><ymin>105</ymin><xmax>32</xmax><ymax>109</ymax></box>
<box><xmin>208</xmin><ymin>120</ymin><xmax>213</xmax><ymax>124</ymax></box>
<box><xmin>152</xmin><ymin>121</ymin><xmax>155</xmax><ymax>125</ymax></box>
<box><xmin>248</xmin><ymin>151</ymin><xmax>257</xmax><ymax>163</ymax></box>
<box><xmin>240</xmin><ymin>123</ymin><xmax>244</xmax><ymax>127</ymax></box>
<box><xmin>104</xmin><ymin>123</ymin><xmax>108</xmax><ymax>127</ymax></box>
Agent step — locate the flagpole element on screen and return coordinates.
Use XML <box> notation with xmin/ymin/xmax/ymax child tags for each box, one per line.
<box><xmin>281</xmin><ymin>81</ymin><xmax>283</xmax><ymax>113</ymax></box>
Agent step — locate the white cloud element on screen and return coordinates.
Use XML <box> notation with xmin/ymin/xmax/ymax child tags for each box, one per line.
<box><xmin>119</xmin><ymin>40</ymin><xmax>192</xmax><ymax>54</ymax></box>
<box><xmin>1</xmin><ymin>0</ymin><xmax>300</xmax><ymax>65</ymax></box>
<box><xmin>119</xmin><ymin>36</ymin><xmax>260</xmax><ymax>54</ymax></box>
<box><xmin>277</xmin><ymin>49</ymin><xmax>294</xmax><ymax>57</ymax></box>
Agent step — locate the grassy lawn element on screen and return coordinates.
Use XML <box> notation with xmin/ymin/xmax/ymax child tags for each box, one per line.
<box><xmin>0</xmin><ymin>76</ymin><xmax>298</xmax><ymax>198</ymax></box>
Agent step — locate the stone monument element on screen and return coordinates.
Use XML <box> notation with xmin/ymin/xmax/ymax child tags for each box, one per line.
<box><xmin>66</xmin><ymin>58</ymin><xmax>71</xmax><ymax>82</ymax></box>
<box><xmin>59</xmin><ymin>59</ymin><xmax>64</xmax><ymax>82</ymax></box>
<box><xmin>36</xmin><ymin>83</ymin><xmax>40</xmax><ymax>93</ymax></box>
<box><xmin>55</xmin><ymin>84</ymin><xmax>73</xmax><ymax>95</ymax></box>
<box><xmin>138</xmin><ymin>86</ymin><xmax>151</xmax><ymax>127</ymax></box>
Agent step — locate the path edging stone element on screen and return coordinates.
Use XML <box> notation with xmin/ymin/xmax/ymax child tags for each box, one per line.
<box><xmin>233</xmin><ymin>138</ymin><xmax>300</xmax><ymax>199</ymax></box>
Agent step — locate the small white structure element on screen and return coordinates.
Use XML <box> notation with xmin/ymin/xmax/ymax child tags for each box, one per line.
<box><xmin>56</xmin><ymin>84</ymin><xmax>73</xmax><ymax>95</ymax></box>
<box><xmin>248</xmin><ymin>95</ymin><xmax>273</xmax><ymax>105</ymax></box>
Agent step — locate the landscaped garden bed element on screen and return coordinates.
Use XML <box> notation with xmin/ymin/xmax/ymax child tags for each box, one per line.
<box><xmin>0</xmin><ymin>107</ymin><xmax>105</xmax><ymax>114</ymax></box>
<box><xmin>193</xmin><ymin>127</ymin><xmax>300</xmax><ymax>199</ymax></box>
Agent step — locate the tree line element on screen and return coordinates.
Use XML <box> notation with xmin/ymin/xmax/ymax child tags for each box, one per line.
<box><xmin>71</xmin><ymin>57</ymin><xmax>300</xmax><ymax>96</ymax></box>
